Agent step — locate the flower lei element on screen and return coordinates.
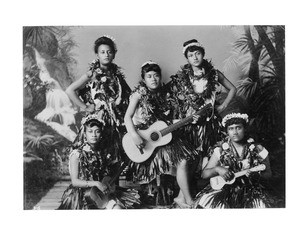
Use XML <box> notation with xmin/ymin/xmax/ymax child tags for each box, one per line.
<box><xmin>182</xmin><ymin>42</ymin><xmax>204</xmax><ymax>54</ymax></box>
<box><xmin>79</xmin><ymin>143</ymin><xmax>111</xmax><ymax>181</ymax></box>
<box><xmin>219</xmin><ymin>138</ymin><xmax>265</xmax><ymax>172</ymax></box>
<box><xmin>81</xmin><ymin>113</ymin><xmax>106</xmax><ymax>126</ymax></box>
<box><xmin>170</xmin><ymin>60</ymin><xmax>219</xmax><ymax>116</ymax></box>
<box><xmin>222</xmin><ymin>113</ymin><xmax>249</xmax><ymax>127</ymax></box>
<box><xmin>84</xmin><ymin>59</ymin><xmax>124</xmax><ymax>103</ymax></box>
<box><xmin>133</xmin><ymin>81</ymin><xmax>171</xmax><ymax>127</ymax></box>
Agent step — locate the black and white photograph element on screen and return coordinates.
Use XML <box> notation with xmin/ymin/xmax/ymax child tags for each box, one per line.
<box><xmin>23</xmin><ymin>25</ymin><xmax>286</xmax><ymax>210</ymax></box>
<box><xmin>1</xmin><ymin>1</ymin><xmax>299</xmax><ymax>229</ymax></box>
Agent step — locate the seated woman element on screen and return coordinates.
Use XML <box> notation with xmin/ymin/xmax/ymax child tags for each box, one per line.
<box><xmin>58</xmin><ymin>113</ymin><xmax>140</xmax><ymax>209</ymax></box>
<box><xmin>193</xmin><ymin>110</ymin><xmax>276</xmax><ymax>208</ymax></box>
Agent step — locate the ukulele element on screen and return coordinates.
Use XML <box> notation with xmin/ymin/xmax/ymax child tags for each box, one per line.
<box><xmin>84</xmin><ymin>162</ymin><xmax>127</xmax><ymax>209</ymax></box>
<box><xmin>210</xmin><ymin>164</ymin><xmax>266</xmax><ymax>190</ymax></box>
<box><xmin>122</xmin><ymin>103</ymin><xmax>212</xmax><ymax>163</ymax></box>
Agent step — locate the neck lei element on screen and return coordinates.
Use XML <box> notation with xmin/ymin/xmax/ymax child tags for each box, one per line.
<box><xmin>174</xmin><ymin>63</ymin><xmax>219</xmax><ymax>102</ymax></box>
<box><xmin>190</xmin><ymin>67</ymin><xmax>206</xmax><ymax>81</ymax></box>
<box><xmin>230</xmin><ymin>141</ymin><xmax>247</xmax><ymax>159</ymax></box>
<box><xmin>134</xmin><ymin>81</ymin><xmax>169</xmax><ymax>122</ymax></box>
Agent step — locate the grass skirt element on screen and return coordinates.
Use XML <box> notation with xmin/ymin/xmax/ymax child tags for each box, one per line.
<box><xmin>57</xmin><ymin>185</ymin><xmax>140</xmax><ymax>209</ymax></box>
<box><xmin>193</xmin><ymin>178</ymin><xmax>278</xmax><ymax>208</ymax></box>
<box><xmin>130</xmin><ymin>137</ymin><xmax>199</xmax><ymax>182</ymax></box>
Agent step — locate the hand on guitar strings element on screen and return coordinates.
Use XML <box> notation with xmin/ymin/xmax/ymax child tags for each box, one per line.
<box><xmin>131</xmin><ymin>132</ymin><xmax>145</xmax><ymax>149</ymax></box>
<box><xmin>216</xmin><ymin>166</ymin><xmax>234</xmax><ymax>181</ymax></box>
<box><xmin>245</xmin><ymin>170</ymin><xmax>252</xmax><ymax>177</ymax></box>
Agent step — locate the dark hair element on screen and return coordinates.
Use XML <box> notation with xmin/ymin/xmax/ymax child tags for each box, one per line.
<box><xmin>84</xmin><ymin>119</ymin><xmax>104</xmax><ymax>132</ymax></box>
<box><xmin>183</xmin><ymin>39</ymin><xmax>205</xmax><ymax>58</ymax></box>
<box><xmin>225</xmin><ymin>118</ymin><xmax>247</xmax><ymax>129</ymax></box>
<box><xmin>94</xmin><ymin>36</ymin><xmax>117</xmax><ymax>55</ymax></box>
<box><xmin>141</xmin><ymin>63</ymin><xmax>161</xmax><ymax>79</ymax></box>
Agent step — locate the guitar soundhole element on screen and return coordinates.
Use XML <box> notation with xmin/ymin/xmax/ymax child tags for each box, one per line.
<box><xmin>150</xmin><ymin>132</ymin><xmax>159</xmax><ymax>141</ymax></box>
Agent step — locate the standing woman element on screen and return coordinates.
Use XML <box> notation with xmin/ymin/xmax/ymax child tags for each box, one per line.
<box><xmin>168</xmin><ymin>39</ymin><xmax>236</xmax><ymax>162</ymax></box>
<box><xmin>66</xmin><ymin>35</ymin><xmax>131</xmax><ymax>164</ymax></box>
<box><xmin>124</xmin><ymin>61</ymin><xmax>198</xmax><ymax>207</ymax></box>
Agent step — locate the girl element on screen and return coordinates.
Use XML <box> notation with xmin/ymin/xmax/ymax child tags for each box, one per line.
<box><xmin>193</xmin><ymin>111</ymin><xmax>275</xmax><ymax>208</ymax></box>
<box><xmin>58</xmin><ymin>113</ymin><xmax>140</xmax><ymax>209</ymax></box>
<box><xmin>66</xmin><ymin>35</ymin><xmax>131</xmax><ymax>163</ymax></box>
<box><xmin>169</xmin><ymin>39</ymin><xmax>237</xmax><ymax>156</ymax></box>
<box><xmin>124</xmin><ymin>61</ymin><xmax>198</xmax><ymax>208</ymax></box>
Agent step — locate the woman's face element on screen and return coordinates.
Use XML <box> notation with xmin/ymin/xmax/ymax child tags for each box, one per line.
<box><xmin>227</xmin><ymin>123</ymin><xmax>245</xmax><ymax>143</ymax></box>
<box><xmin>143</xmin><ymin>71</ymin><xmax>161</xmax><ymax>91</ymax></box>
<box><xmin>187</xmin><ymin>50</ymin><xmax>204</xmax><ymax>68</ymax></box>
<box><xmin>85</xmin><ymin>125</ymin><xmax>102</xmax><ymax>145</ymax></box>
<box><xmin>97</xmin><ymin>44</ymin><xmax>115</xmax><ymax>66</ymax></box>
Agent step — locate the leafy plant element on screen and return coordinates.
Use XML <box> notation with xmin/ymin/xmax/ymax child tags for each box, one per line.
<box><xmin>225</xmin><ymin>26</ymin><xmax>285</xmax><ymax>146</ymax></box>
<box><xmin>24</xmin><ymin>134</ymin><xmax>57</xmax><ymax>154</ymax></box>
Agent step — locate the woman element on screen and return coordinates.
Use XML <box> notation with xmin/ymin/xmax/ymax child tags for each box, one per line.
<box><xmin>193</xmin><ymin>111</ymin><xmax>275</xmax><ymax>208</ymax></box>
<box><xmin>66</xmin><ymin>35</ymin><xmax>131</xmax><ymax>163</ymax></box>
<box><xmin>168</xmin><ymin>39</ymin><xmax>237</xmax><ymax>173</ymax></box>
<box><xmin>124</xmin><ymin>61</ymin><xmax>198</xmax><ymax>207</ymax></box>
<box><xmin>58</xmin><ymin>114</ymin><xmax>140</xmax><ymax>209</ymax></box>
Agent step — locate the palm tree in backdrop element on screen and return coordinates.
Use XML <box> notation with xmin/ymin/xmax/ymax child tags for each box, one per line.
<box><xmin>224</xmin><ymin>25</ymin><xmax>285</xmax><ymax>148</ymax></box>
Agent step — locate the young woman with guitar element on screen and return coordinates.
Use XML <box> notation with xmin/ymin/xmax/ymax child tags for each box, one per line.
<box><xmin>192</xmin><ymin>110</ymin><xmax>276</xmax><ymax>208</ymax></box>
<box><xmin>58</xmin><ymin>114</ymin><xmax>140</xmax><ymax>209</ymax></box>
<box><xmin>124</xmin><ymin>61</ymin><xmax>200</xmax><ymax>208</ymax></box>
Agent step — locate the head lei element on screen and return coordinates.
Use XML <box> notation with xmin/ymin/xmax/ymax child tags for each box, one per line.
<box><xmin>102</xmin><ymin>34</ymin><xmax>117</xmax><ymax>52</ymax></box>
<box><xmin>182</xmin><ymin>41</ymin><xmax>204</xmax><ymax>54</ymax></box>
<box><xmin>222</xmin><ymin>113</ymin><xmax>249</xmax><ymax>127</ymax></box>
<box><xmin>81</xmin><ymin>113</ymin><xmax>106</xmax><ymax>126</ymax></box>
<box><xmin>141</xmin><ymin>60</ymin><xmax>158</xmax><ymax>68</ymax></box>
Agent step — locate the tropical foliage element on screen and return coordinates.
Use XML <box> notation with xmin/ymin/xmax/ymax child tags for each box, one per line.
<box><xmin>23</xmin><ymin>26</ymin><xmax>78</xmax><ymax>66</ymax></box>
<box><xmin>224</xmin><ymin>26</ymin><xmax>285</xmax><ymax>146</ymax></box>
<box><xmin>23</xmin><ymin>26</ymin><xmax>77</xmax><ymax>209</ymax></box>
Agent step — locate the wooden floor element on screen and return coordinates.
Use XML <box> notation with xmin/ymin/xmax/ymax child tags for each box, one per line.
<box><xmin>33</xmin><ymin>176</ymin><xmax>70</xmax><ymax>210</ymax></box>
<box><xmin>33</xmin><ymin>176</ymin><xmax>176</xmax><ymax>210</ymax></box>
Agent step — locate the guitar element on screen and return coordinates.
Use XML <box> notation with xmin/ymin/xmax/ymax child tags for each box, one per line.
<box><xmin>122</xmin><ymin>103</ymin><xmax>212</xmax><ymax>163</ymax></box>
<box><xmin>210</xmin><ymin>164</ymin><xmax>266</xmax><ymax>190</ymax></box>
<box><xmin>84</xmin><ymin>162</ymin><xmax>127</xmax><ymax>209</ymax></box>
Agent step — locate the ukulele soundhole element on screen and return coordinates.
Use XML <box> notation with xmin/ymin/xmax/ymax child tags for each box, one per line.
<box><xmin>150</xmin><ymin>132</ymin><xmax>159</xmax><ymax>141</ymax></box>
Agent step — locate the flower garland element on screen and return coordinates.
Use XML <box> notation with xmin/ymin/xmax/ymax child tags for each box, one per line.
<box><xmin>78</xmin><ymin>142</ymin><xmax>115</xmax><ymax>181</ymax></box>
<box><xmin>170</xmin><ymin>60</ymin><xmax>219</xmax><ymax>116</ymax></box>
<box><xmin>81</xmin><ymin>113</ymin><xmax>106</xmax><ymax>126</ymax></box>
<box><xmin>89</xmin><ymin>59</ymin><xmax>124</xmax><ymax>99</ymax></box>
<box><xmin>219</xmin><ymin>138</ymin><xmax>265</xmax><ymax>172</ymax></box>
<box><xmin>222</xmin><ymin>113</ymin><xmax>249</xmax><ymax>127</ymax></box>
<box><xmin>182</xmin><ymin>42</ymin><xmax>204</xmax><ymax>54</ymax></box>
<box><xmin>78</xmin><ymin>59</ymin><xmax>125</xmax><ymax>106</ymax></box>
<box><xmin>132</xmin><ymin>81</ymin><xmax>172</xmax><ymax>127</ymax></box>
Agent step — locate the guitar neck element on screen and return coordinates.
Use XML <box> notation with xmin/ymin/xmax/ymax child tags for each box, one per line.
<box><xmin>160</xmin><ymin>104</ymin><xmax>212</xmax><ymax>136</ymax></box>
<box><xmin>161</xmin><ymin>115</ymin><xmax>194</xmax><ymax>136</ymax></box>
<box><xmin>234</xmin><ymin>164</ymin><xmax>266</xmax><ymax>178</ymax></box>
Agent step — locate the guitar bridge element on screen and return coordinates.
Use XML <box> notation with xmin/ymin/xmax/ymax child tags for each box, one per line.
<box><xmin>138</xmin><ymin>148</ymin><xmax>144</xmax><ymax>155</ymax></box>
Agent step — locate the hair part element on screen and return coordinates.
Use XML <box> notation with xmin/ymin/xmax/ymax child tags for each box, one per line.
<box><xmin>141</xmin><ymin>63</ymin><xmax>161</xmax><ymax>79</ymax></box>
<box><xmin>94</xmin><ymin>36</ymin><xmax>117</xmax><ymax>55</ymax></box>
